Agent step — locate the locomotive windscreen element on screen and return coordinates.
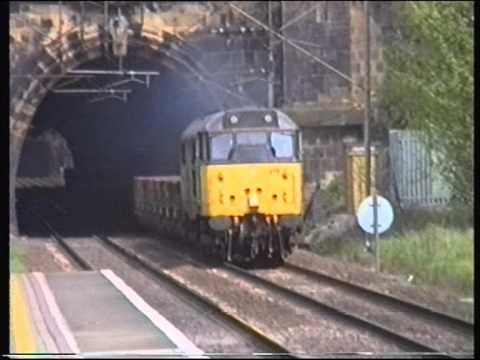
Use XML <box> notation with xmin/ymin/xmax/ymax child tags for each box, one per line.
<box><xmin>223</xmin><ymin>110</ymin><xmax>279</xmax><ymax>129</ymax></box>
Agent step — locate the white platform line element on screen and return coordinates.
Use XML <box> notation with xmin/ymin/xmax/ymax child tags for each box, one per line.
<box><xmin>80</xmin><ymin>348</ymin><xmax>184</xmax><ymax>357</ymax></box>
<box><xmin>20</xmin><ymin>274</ymin><xmax>59</xmax><ymax>353</ymax></box>
<box><xmin>100</xmin><ymin>269</ymin><xmax>206</xmax><ymax>358</ymax></box>
<box><xmin>32</xmin><ymin>272</ymin><xmax>80</xmax><ymax>354</ymax></box>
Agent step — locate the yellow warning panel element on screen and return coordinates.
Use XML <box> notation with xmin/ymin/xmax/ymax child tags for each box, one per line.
<box><xmin>345</xmin><ymin>146</ymin><xmax>377</xmax><ymax>214</ymax></box>
<box><xmin>10</xmin><ymin>275</ymin><xmax>36</xmax><ymax>354</ymax></box>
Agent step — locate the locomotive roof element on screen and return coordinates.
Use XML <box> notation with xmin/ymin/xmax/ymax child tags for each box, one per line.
<box><xmin>181</xmin><ymin>107</ymin><xmax>298</xmax><ymax>140</ymax></box>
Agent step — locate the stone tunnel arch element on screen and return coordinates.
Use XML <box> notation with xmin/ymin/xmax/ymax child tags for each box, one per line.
<box><xmin>9</xmin><ymin>18</ymin><xmax>218</xmax><ymax>235</ymax></box>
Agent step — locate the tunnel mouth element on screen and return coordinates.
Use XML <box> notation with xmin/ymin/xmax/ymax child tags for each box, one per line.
<box><xmin>16</xmin><ymin>54</ymin><xmax>218</xmax><ymax>238</ymax></box>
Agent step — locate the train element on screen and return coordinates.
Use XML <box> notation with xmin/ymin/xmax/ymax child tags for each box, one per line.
<box><xmin>133</xmin><ymin>107</ymin><xmax>304</xmax><ymax>265</ymax></box>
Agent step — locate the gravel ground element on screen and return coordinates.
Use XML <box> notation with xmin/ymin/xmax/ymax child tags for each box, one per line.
<box><xmin>14</xmin><ymin>231</ymin><xmax>472</xmax><ymax>356</ymax></box>
<box><xmin>251</xmin><ymin>267</ymin><xmax>474</xmax><ymax>353</ymax></box>
<box><xmin>109</xmin><ymin>235</ymin><xmax>415</xmax><ymax>355</ymax></box>
<box><xmin>63</xmin><ymin>237</ymin><xmax>277</xmax><ymax>356</ymax></box>
<box><xmin>287</xmin><ymin>250</ymin><xmax>474</xmax><ymax>323</ymax></box>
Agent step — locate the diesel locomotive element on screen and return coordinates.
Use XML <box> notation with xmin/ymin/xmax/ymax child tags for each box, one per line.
<box><xmin>134</xmin><ymin>107</ymin><xmax>303</xmax><ymax>264</ymax></box>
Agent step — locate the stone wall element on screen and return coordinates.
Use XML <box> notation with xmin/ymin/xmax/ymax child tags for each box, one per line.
<box><xmin>349</xmin><ymin>1</ymin><xmax>390</xmax><ymax>105</ymax></box>
<box><xmin>9</xmin><ymin>1</ymin><xmax>396</xmax><ymax>234</ymax></box>
<box><xmin>281</xmin><ymin>1</ymin><xmax>395</xmax><ymax>108</ymax></box>
<box><xmin>9</xmin><ymin>2</ymin><xmax>216</xmax><ymax>234</ymax></box>
<box><xmin>302</xmin><ymin>125</ymin><xmax>362</xmax><ymax>186</ymax></box>
<box><xmin>282</xmin><ymin>1</ymin><xmax>352</xmax><ymax>106</ymax></box>
<box><xmin>279</xmin><ymin>1</ymin><xmax>397</xmax><ymax>207</ymax></box>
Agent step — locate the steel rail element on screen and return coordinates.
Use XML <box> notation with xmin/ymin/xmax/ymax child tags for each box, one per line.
<box><xmin>22</xmin><ymin>207</ymin><xmax>295</xmax><ymax>358</ymax></box>
<box><xmin>95</xmin><ymin>235</ymin><xmax>296</xmax><ymax>359</ymax></box>
<box><xmin>223</xmin><ymin>262</ymin><xmax>454</xmax><ymax>358</ymax></box>
<box><xmin>283</xmin><ymin>262</ymin><xmax>474</xmax><ymax>334</ymax></box>
<box><xmin>96</xmin><ymin>232</ymin><xmax>457</xmax><ymax>358</ymax></box>
<box><xmin>23</xmin><ymin>206</ymin><xmax>92</xmax><ymax>271</ymax></box>
<box><xmin>24</xmin><ymin>204</ymin><xmax>467</xmax><ymax>358</ymax></box>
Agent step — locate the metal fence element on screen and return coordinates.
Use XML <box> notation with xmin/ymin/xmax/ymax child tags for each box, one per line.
<box><xmin>389</xmin><ymin>130</ymin><xmax>451</xmax><ymax>208</ymax></box>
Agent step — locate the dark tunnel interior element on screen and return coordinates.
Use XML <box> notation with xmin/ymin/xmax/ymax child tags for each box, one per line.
<box><xmin>17</xmin><ymin>54</ymin><xmax>219</xmax><ymax>237</ymax></box>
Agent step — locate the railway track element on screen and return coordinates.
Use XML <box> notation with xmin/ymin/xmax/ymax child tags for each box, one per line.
<box><xmin>95</xmin><ymin>234</ymin><xmax>294</xmax><ymax>358</ymax></box>
<box><xmin>282</xmin><ymin>262</ymin><xmax>474</xmax><ymax>335</ymax></box>
<box><xmin>24</xmin><ymin>204</ymin><xmax>472</xmax><ymax>357</ymax></box>
<box><xmin>26</xmin><ymin>208</ymin><xmax>294</xmax><ymax>358</ymax></box>
<box><xmin>100</xmin><ymin>235</ymin><xmax>470</xmax><ymax>358</ymax></box>
<box><xmin>112</xmin><ymin>229</ymin><xmax>472</xmax><ymax>357</ymax></box>
<box><xmin>224</xmin><ymin>262</ymin><xmax>473</xmax><ymax>358</ymax></box>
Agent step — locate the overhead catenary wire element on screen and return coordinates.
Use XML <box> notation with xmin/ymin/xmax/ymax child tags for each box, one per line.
<box><xmin>51</xmin><ymin>89</ymin><xmax>131</xmax><ymax>93</ymax></box>
<box><xmin>11</xmin><ymin>2</ymin><xmax>287</xmax><ymax>108</ymax></box>
<box><xmin>142</xmin><ymin>38</ymin><xmax>259</xmax><ymax>107</ymax></box>
<box><xmin>279</xmin><ymin>3</ymin><xmax>320</xmax><ymax>31</ymax></box>
<box><xmin>228</xmin><ymin>3</ymin><xmax>363</xmax><ymax>92</ymax></box>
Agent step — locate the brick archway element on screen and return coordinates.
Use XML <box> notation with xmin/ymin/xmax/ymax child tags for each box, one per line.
<box><xmin>10</xmin><ymin>20</ymin><xmax>209</xmax><ymax>235</ymax></box>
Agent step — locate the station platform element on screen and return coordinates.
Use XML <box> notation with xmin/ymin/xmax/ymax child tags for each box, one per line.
<box><xmin>10</xmin><ymin>270</ymin><xmax>205</xmax><ymax>357</ymax></box>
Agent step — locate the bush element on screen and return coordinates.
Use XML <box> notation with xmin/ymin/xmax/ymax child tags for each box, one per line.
<box><xmin>382</xmin><ymin>2</ymin><xmax>474</xmax><ymax>205</ymax></box>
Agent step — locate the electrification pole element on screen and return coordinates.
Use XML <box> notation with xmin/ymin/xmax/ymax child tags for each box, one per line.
<box><xmin>363</xmin><ymin>1</ymin><xmax>380</xmax><ymax>271</ymax></box>
<box><xmin>267</xmin><ymin>0</ymin><xmax>275</xmax><ymax>108</ymax></box>
<box><xmin>364</xmin><ymin>0</ymin><xmax>372</xmax><ymax>197</ymax></box>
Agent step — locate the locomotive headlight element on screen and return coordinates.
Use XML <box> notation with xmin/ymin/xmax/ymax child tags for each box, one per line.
<box><xmin>264</xmin><ymin>114</ymin><xmax>273</xmax><ymax>123</ymax></box>
<box><xmin>230</xmin><ymin>115</ymin><xmax>239</xmax><ymax>124</ymax></box>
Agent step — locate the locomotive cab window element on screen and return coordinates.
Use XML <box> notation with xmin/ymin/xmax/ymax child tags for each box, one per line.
<box><xmin>230</xmin><ymin>131</ymin><xmax>274</xmax><ymax>162</ymax></box>
<box><xmin>271</xmin><ymin>132</ymin><xmax>295</xmax><ymax>158</ymax></box>
<box><xmin>236</xmin><ymin>132</ymin><xmax>268</xmax><ymax>145</ymax></box>
<box><xmin>195</xmin><ymin>136</ymin><xmax>201</xmax><ymax>159</ymax></box>
<box><xmin>210</xmin><ymin>134</ymin><xmax>233</xmax><ymax>161</ymax></box>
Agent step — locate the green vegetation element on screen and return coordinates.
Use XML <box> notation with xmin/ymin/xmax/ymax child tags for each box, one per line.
<box><xmin>315</xmin><ymin>237</ymin><xmax>373</xmax><ymax>267</ymax></box>
<box><xmin>382</xmin><ymin>1</ymin><xmax>474</xmax><ymax>205</ymax></box>
<box><xmin>324</xmin><ymin>176</ymin><xmax>345</xmax><ymax>211</ymax></box>
<box><xmin>395</xmin><ymin>206</ymin><xmax>473</xmax><ymax>233</ymax></box>
<box><xmin>315</xmin><ymin>224</ymin><xmax>473</xmax><ymax>296</ymax></box>
<box><xmin>10</xmin><ymin>242</ymin><xmax>26</xmax><ymax>273</ymax></box>
<box><xmin>380</xmin><ymin>225</ymin><xmax>473</xmax><ymax>296</ymax></box>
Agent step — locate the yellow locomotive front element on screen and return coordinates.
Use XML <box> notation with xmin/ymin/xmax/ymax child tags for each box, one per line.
<box><xmin>180</xmin><ymin>108</ymin><xmax>303</xmax><ymax>264</ymax></box>
<box><xmin>202</xmin><ymin>162</ymin><xmax>302</xmax><ymax>217</ymax></box>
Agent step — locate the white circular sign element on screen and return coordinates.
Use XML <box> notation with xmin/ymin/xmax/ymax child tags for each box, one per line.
<box><xmin>356</xmin><ymin>195</ymin><xmax>394</xmax><ymax>235</ymax></box>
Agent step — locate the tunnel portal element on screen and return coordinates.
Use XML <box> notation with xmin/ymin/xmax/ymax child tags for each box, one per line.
<box><xmin>16</xmin><ymin>54</ymin><xmax>221</xmax><ymax>236</ymax></box>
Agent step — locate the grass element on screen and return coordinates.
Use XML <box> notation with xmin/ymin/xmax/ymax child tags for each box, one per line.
<box><xmin>10</xmin><ymin>242</ymin><xmax>26</xmax><ymax>273</ymax></box>
<box><xmin>312</xmin><ymin>224</ymin><xmax>474</xmax><ymax>297</ymax></box>
<box><xmin>380</xmin><ymin>225</ymin><xmax>474</xmax><ymax>296</ymax></box>
<box><xmin>308</xmin><ymin>177</ymin><xmax>474</xmax><ymax>297</ymax></box>
<box><xmin>395</xmin><ymin>206</ymin><xmax>473</xmax><ymax>233</ymax></box>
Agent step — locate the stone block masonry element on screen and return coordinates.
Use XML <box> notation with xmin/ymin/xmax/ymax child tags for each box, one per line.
<box><xmin>10</xmin><ymin>1</ymin><xmax>395</xmax><ymax>234</ymax></box>
<box><xmin>301</xmin><ymin>125</ymin><xmax>362</xmax><ymax>188</ymax></box>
